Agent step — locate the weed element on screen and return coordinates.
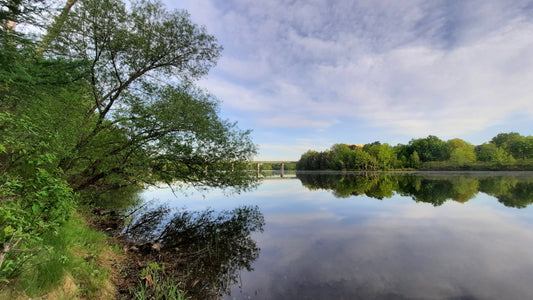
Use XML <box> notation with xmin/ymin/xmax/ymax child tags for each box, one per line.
<box><xmin>3</xmin><ymin>214</ymin><xmax>118</xmax><ymax>299</ymax></box>
<box><xmin>132</xmin><ymin>262</ymin><xmax>186</xmax><ymax>300</ymax></box>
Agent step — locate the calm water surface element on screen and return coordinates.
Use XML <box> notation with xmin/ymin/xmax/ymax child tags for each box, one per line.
<box><xmin>130</xmin><ymin>172</ymin><xmax>533</xmax><ymax>299</ymax></box>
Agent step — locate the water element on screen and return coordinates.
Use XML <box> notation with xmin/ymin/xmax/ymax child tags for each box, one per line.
<box><xmin>128</xmin><ymin>172</ymin><xmax>533</xmax><ymax>299</ymax></box>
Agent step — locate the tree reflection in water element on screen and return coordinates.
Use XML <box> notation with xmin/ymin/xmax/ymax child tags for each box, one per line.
<box><xmin>124</xmin><ymin>205</ymin><xmax>264</xmax><ymax>299</ymax></box>
<box><xmin>297</xmin><ymin>172</ymin><xmax>533</xmax><ymax>208</ymax></box>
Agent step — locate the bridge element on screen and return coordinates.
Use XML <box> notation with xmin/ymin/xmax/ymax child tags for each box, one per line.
<box><xmin>248</xmin><ymin>160</ymin><xmax>297</xmax><ymax>176</ymax></box>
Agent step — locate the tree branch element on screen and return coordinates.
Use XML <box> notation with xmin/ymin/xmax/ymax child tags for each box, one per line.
<box><xmin>36</xmin><ymin>0</ymin><xmax>78</xmax><ymax>55</ymax></box>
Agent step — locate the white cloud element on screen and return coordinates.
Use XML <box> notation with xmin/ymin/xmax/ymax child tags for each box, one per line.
<box><xmin>257</xmin><ymin>115</ymin><xmax>334</xmax><ymax>129</ymax></box>
<box><xmin>258</xmin><ymin>141</ymin><xmax>330</xmax><ymax>161</ymax></box>
<box><xmin>347</xmin><ymin>20</ymin><xmax>533</xmax><ymax>137</ymax></box>
<box><xmin>164</xmin><ymin>0</ymin><xmax>533</xmax><ymax>158</ymax></box>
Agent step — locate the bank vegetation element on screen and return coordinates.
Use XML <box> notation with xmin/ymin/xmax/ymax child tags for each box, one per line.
<box><xmin>297</xmin><ymin>133</ymin><xmax>533</xmax><ymax>171</ymax></box>
<box><xmin>1</xmin><ymin>0</ymin><xmax>256</xmax><ymax>298</ymax></box>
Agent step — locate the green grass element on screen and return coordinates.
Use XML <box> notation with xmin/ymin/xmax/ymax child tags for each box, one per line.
<box><xmin>132</xmin><ymin>262</ymin><xmax>187</xmax><ymax>300</ymax></box>
<box><xmin>2</xmin><ymin>213</ymin><xmax>118</xmax><ymax>299</ymax></box>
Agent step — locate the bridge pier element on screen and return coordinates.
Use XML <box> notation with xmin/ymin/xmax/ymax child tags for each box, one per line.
<box><xmin>253</xmin><ymin>161</ymin><xmax>291</xmax><ymax>178</ymax></box>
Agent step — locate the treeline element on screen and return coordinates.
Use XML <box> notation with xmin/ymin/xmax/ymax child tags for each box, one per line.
<box><xmin>0</xmin><ymin>0</ymin><xmax>255</xmax><ymax>296</ymax></box>
<box><xmin>297</xmin><ymin>133</ymin><xmax>533</xmax><ymax>171</ymax></box>
<box><xmin>297</xmin><ymin>173</ymin><xmax>533</xmax><ymax>208</ymax></box>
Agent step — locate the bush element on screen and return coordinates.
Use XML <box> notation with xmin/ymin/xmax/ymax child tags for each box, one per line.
<box><xmin>0</xmin><ymin>113</ymin><xmax>75</xmax><ymax>281</ymax></box>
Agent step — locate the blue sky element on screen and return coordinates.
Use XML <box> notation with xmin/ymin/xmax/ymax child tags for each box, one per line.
<box><xmin>163</xmin><ymin>0</ymin><xmax>533</xmax><ymax>161</ymax></box>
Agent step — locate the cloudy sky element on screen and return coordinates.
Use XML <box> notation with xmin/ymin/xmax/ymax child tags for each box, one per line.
<box><xmin>163</xmin><ymin>0</ymin><xmax>533</xmax><ymax>160</ymax></box>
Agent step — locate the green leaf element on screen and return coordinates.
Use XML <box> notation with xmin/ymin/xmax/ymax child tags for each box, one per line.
<box><xmin>32</xmin><ymin>203</ymin><xmax>41</xmax><ymax>214</ymax></box>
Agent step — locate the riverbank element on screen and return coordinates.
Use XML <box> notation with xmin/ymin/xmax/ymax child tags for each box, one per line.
<box><xmin>0</xmin><ymin>212</ymin><xmax>121</xmax><ymax>299</ymax></box>
<box><xmin>89</xmin><ymin>206</ymin><xmax>202</xmax><ymax>299</ymax></box>
<box><xmin>294</xmin><ymin>160</ymin><xmax>533</xmax><ymax>172</ymax></box>
<box><xmin>0</xmin><ymin>204</ymin><xmax>185</xmax><ymax>299</ymax></box>
<box><xmin>74</xmin><ymin>206</ymin><xmax>182</xmax><ymax>299</ymax></box>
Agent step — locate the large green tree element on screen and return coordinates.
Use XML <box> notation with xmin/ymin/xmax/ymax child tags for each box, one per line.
<box><xmin>407</xmin><ymin>135</ymin><xmax>449</xmax><ymax>162</ymax></box>
<box><xmin>364</xmin><ymin>142</ymin><xmax>396</xmax><ymax>170</ymax></box>
<box><xmin>447</xmin><ymin>138</ymin><xmax>476</xmax><ymax>165</ymax></box>
<box><xmin>1</xmin><ymin>0</ymin><xmax>257</xmax><ymax>280</ymax></box>
<box><xmin>42</xmin><ymin>0</ymin><xmax>257</xmax><ymax>191</ymax></box>
<box><xmin>491</xmin><ymin>132</ymin><xmax>533</xmax><ymax>160</ymax></box>
<box><xmin>476</xmin><ymin>143</ymin><xmax>514</xmax><ymax>163</ymax></box>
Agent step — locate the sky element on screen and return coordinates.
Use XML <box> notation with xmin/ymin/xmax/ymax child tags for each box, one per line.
<box><xmin>162</xmin><ymin>0</ymin><xmax>533</xmax><ymax>161</ymax></box>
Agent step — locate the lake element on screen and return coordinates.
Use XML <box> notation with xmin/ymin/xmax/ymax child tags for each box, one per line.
<box><xmin>126</xmin><ymin>172</ymin><xmax>533</xmax><ymax>299</ymax></box>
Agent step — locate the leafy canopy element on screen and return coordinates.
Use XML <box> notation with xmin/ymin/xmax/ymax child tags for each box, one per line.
<box><xmin>0</xmin><ymin>0</ymin><xmax>257</xmax><ymax>283</ymax></box>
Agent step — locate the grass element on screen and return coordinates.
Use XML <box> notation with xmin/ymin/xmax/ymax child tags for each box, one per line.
<box><xmin>131</xmin><ymin>262</ymin><xmax>186</xmax><ymax>300</ymax></box>
<box><xmin>0</xmin><ymin>205</ymin><xmax>189</xmax><ymax>300</ymax></box>
<box><xmin>0</xmin><ymin>213</ymin><xmax>120</xmax><ymax>300</ymax></box>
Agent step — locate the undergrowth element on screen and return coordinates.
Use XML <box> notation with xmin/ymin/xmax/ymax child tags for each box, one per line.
<box><xmin>131</xmin><ymin>262</ymin><xmax>187</xmax><ymax>300</ymax></box>
<box><xmin>0</xmin><ymin>213</ymin><xmax>119</xmax><ymax>299</ymax></box>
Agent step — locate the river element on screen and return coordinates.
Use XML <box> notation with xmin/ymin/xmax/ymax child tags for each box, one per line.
<box><xmin>125</xmin><ymin>171</ymin><xmax>533</xmax><ymax>299</ymax></box>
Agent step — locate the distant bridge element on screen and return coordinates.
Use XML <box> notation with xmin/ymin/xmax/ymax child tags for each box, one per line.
<box><xmin>248</xmin><ymin>161</ymin><xmax>297</xmax><ymax>176</ymax></box>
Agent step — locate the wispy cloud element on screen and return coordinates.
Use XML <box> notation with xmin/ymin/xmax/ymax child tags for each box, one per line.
<box><xmin>166</xmin><ymin>0</ymin><xmax>533</xmax><ymax>158</ymax></box>
<box><xmin>258</xmin><ymin>141</ymin><xmax>330</xmax><ymax>161</ymax></box>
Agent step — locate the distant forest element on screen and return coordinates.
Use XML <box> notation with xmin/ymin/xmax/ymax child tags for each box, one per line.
<box><xmin>296</xmin><ymin>133</ymin><xmax>533</xmax><ymax>171</ymax></box>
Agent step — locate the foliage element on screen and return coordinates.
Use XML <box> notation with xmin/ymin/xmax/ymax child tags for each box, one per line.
<box><xmin>12</xmin><ymin>214</ymin><xmax>117</xmax><ymax>299</ymax></box>
<box><xmin>133</xmin><ymin>262</ymin><xmax>186</xmax><ymax>300</ymax></box>
<box><xmin>44</xmin><ymin>0</ymin><xmax>256</xmax><ymax>192</ymax></box>
<box><xmin>296</xmin><ymin>150</ymin><xmax>328</xmax><ymax>170</ymax></box>
<box><xmin>447</xmin><ymin>138</ymin><xmax>476</xmax><ymax>165</ymax></box>
<box><xmin>297</xmin><ymin>144</ymin><xmax>378</xmax><ymax>171</ymax></box>
<box><xmin>491</xmin><ymin>132</ymin><xmax>533</xmax><ymax>160</ymax></box>
<box><xmin>449</xmin><ymin>147</ymin><xmax>476</xmax><ymax>165</ymax></box>
<box><xmin>409</xmin><ymin>151</ymin><xmax>421</xmax><ymax>168</ymax></box>
<box><xmin>476</xmin><ymin>143</ymin><xmax>514</xmax><ymax>164</ymax></box>
<box><xmin>0</xmin><ymin>0</ymin><xmax>51</xmax><ymax>33</ymax></box>
<box><xmin>1</xmin><ymin>0</ymin><xmax>258</xmax><ymax>295</ymax></box>
<box><xmin>364</xmin><ymin>142</ymin><xmax>395</xmax><ymax>170</ymax></box>
<box><xmin>296</xmin><ymin>133</ymin><xmax>533</xmax><ymax>171</ymax></box>
<box><xmin>0</xmin><ymin>113</ymin><xmax>75</xmax><ymax>280</ymax></box>
<box><xmin>407</xmin><ymin>135</ymin><xmax>449</xmax><ymax>162</ymax></box>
